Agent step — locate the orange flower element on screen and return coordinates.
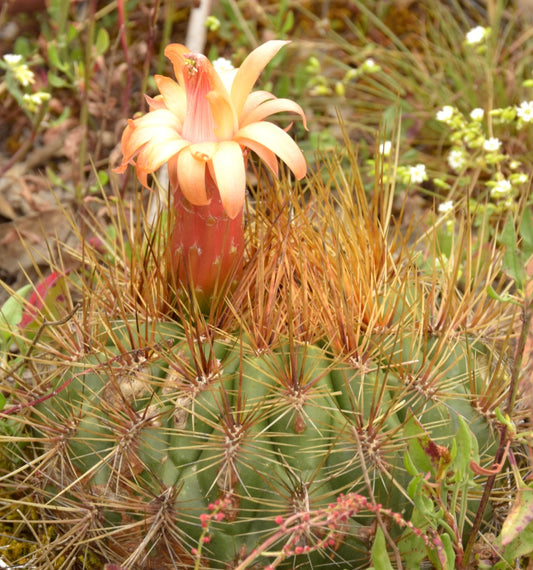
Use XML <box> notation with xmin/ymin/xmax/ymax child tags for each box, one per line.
<box><xmin>116</xmin><ymin>40</ymin><xmax>307</xmax><ymax>219</ymax></box>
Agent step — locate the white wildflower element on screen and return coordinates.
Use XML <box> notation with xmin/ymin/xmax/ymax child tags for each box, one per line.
<box><xmin>379</xmin><ymin>141</ymin><xmax>392</xmax><ymax>157</ymax></box>
<box><xmin>212</xmin><ymin>57</ymin><xmax>234</xmax><ymax>74</ymax></box>
<box><xmin>22</xmin><ymin>91</ymin><xmax>50</xmax><ymax>112</ymax></box>
<box><xmin>465</xmin><ymin>26</ymin><xmax>489</xmax><ymax>45</ymax></box>
<box><xmin>2</xmin><ymin>53</ymin><xmax>34</xmax><ymax>86</ymax></box>
<box><xmin>490</xmin><ymin>178</ymin><xmax>512</xmax><ymax>199</ymax></box>
<box><xmin>436</xmin><ymin>105</ymin><xmax>455</xmax><ymax>123</ymax></box>
<box><xmin>470</xmin><ymin>108</ymin><xmax>484</xmax><ymax>121</ymax></box>
<box><xmin>3</xmin><ymin>53</ymin><xmax>22</xmax><ymax>65</ymax></box>
<box><xmin>482</xmin><ymin>137</ymin><xmax>501</xmax><ymax>152</ymax></box>
<box><xmin>438</xmin><ymin>201</ymin><xmax>454</xmax><ymax>214</ymax></box>
<box><xmin>361</xmin><ymin>58</ymin><xmax>380</xmax><ymax>73</ymax></box>
<box><xmin>13</xmin><ymin>64</ymin><xmax>35</xmax><ymax>86</ymax></box>
<box><xmin>516</xmin><ymin>100</ymin><xmax>533</xmax><ymax>123</ymax></box>
<box><xmin>512</xmin><ymin>173</ymin><xmax>528</xmax><ymax>184</ymax></box>
<box><xmin>448</xmin><ymin>149</ymin><xmax>467</xmax><ymax>171</ymax></box>
<box><xmin>409</xmin><ymin>164</ymin><xmax>428</xmax><ymax>184</ymax></box>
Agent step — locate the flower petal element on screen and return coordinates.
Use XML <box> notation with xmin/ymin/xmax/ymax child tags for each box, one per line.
<box><xmin>135</xmin><ymin>108</ymin><xmax>179</xmax><ymax>126</ymax></box>
<box><xmin>206</xmin><ymin>89</ymin><xmax>237</xmax><ymax>140</ymax></box>
<box><xmin>135</xmin><ymin>166</ymin><xmax>151</xmax><ymax>188</ymax></box>
<box><xmin>241</xmin><ymin>90</ymin><xmax>276</xmax><ymax>116</ymax></box>
<box><xmin>191</xmin><ymin>56</ymin><xmax>236</xmax><ymax>140</ymax></box>
<box><xmin>231</xmin><ymin>40</ymin><xmax>290</xmax><ymax>118</ymax></box>
<box><xmin>217</xmin><ymin>68</ymin><xmax>238</xmax><ymax>93</ymax></box>
<box><xmin>121</xmin><ymin>111</ymin><xmax>181</xmax><ymax>163</ymax></box>
<box><xmin>181</xmin><ymin>54</ymin><xmax>223</xmax><ymax>143</ymax></box>
<box><xmin>137</xmin><ymin>136</ymin><xmax>190</xmax><ymax>173</ymax></box>
<box><xmin>234</xmin><ymin>121</ymin><xmax>306</xmax><ymax>179</ymax></box>
<box><xmin>189</xmin><ymin>141</ymin><xmax>218</xmax><ymax>161</ymax></box>
<box><xmin>176</xmin><ymin>147</ymin><xmax>210</xmax><ymax>206</ymax></box>
<box><xmin>240</xmin><ymin>90</ymin><xmax>276</xmax><ymax>124</ymax></box>
<box><xmin>154</xmin><ymin>75</ymin><xmax>186</xmax><ymax>122</ymax></box>
<box><xmin>168</xmin><ymin>155</ymin><xmax>178</xmax><ymax>191</ymax></box>
<box><xmin>145</xmin><ymin>94</ymin><xmax>166</xmax><ymax>111</ymax></box>
<box><xmin>164</xmin><ymin>43</ymin><xmax>190</xmax><ymax>87</ymax></box>
<box><xmin>239</xmin><ymin>97</ymin><xmax>308</xmax><ymax>129</ymax></box>
<box><xmin>211</xmin><ymin>141</ymin><xmax>246</xmax><ymax>219</ymax></box>
<box><xmin>238</xmin><ymin>138</ymin><xmax>279</xmax><ymax>176</ymax></box>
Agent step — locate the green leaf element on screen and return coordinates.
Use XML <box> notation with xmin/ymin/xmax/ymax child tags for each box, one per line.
<box><xmin>95</xmin><ymin>28</ymin><xmax>110</xmax><ymax>56</ymax></box>
<box><xmin>98</xmin><ymin>170</ymin><xmax>109</xmax><ymax>186</ymax></box>
<box><xmin>500</xmin><ymin>216</ymin><xmax>525</xmax><ymax>290</ymax></box>
<box><xmin>47</xmin><ymin>43</ymin><xmax>65</xmax><ymax>72</ymax></box>
<box><xmin>0</xmin><ymin>284</ymin><xmax>32</xmax><ymax>344</ymax></box>
<box><xmin>67</xmin><ymin>22</ymin><xmax>79</xmax><ymax>43</ymax></box>
<box><xmin>404</xmin><ymin>413</ymin><xmax>433</xmax><ymax>474</ymax></box>
<box><xmin>281</xmin><ymin>10</ymin><xmax>294</xmax><ymax>35</ymax></box>
<box><xmin>450</xmin><ymin>416</ymin><xmax>477</xmax><ymax>480</ymax></box>
<box><xmin>398</xmin><ymin>521</ymin><xmax>428</xmax><ymax>568</ymax></box>
<box><xmin>519</xmin><ymin>206</ymin><xmax>533</xmax><ymax>256</ymax></box>
<box><xmin>486</xmin><ymin>285</ymin><xmax>520</xmax><ymax>305</ymax></box>
<box><xmin>47</xmin><ymin>72</ymin><xmax>71</xmax><ymax>88</ymax></box>
<box><xmin>371</xmin><ymin>526</ymin><xmax>394</xmax><ymax>569</ymax></box>
<box><xmin>407</xmin><ymin>476</ymin><xmax>435</xmax><ymax>518</ymax></box>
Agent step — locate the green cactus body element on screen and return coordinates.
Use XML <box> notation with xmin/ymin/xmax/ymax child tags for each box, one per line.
<box><xmin>19</xmin><ymin>309</ymin><xmax>500</xmax><ymax>568</ymax></box>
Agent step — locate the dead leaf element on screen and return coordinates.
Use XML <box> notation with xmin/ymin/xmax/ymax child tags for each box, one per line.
<box><xmin>0</xmin><ymin>206</ymin><xmax>78</xmax><ymax>277</ymax></box>
<box><xmin>0</xmin><ymin>191</ymin><xmax>16</xmax><ymax>220</ymax></box>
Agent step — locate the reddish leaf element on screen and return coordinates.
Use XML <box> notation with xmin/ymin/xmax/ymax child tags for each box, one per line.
<box><xmin>501</xmin><ymin>484</ymin><xmax>533</xmax><ymax>546</ymax></box>
<box><xmin>19</xmin><ymin>270</ymin><xmax>69</xmax><ymax>329</ymax></box>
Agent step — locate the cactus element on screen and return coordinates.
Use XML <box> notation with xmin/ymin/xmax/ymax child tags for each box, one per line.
<box><xmin>0</xmin><ymin>44</ymin><xmax>521</xmax><ymax>569</ymax></box>
<box><xmin>0</xmin><ymin>142</ymin><xmax>518</xmax><ymax>568</ymax></box>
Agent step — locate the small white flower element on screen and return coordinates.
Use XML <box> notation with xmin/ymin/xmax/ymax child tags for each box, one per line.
<box><xmin>490</xmin><ymin>178</ymin><xmax>512</xmax><ymax>199</ymax></box>
<box><xmin>409</xmin><ymin>164</ymin><xmax>428</xmax><ymax>184</ymax></box>
<box><xmin>436</xmin><ymin>105</ymin><xmax>455</xmax><ymax>123</ymax></box>
<box><xmin>448</xmin><ymin>149</ymin><xmax>467</xmax><ymax>171</ymax></box>
<box><xmin>2</xmin><ymin>53</ymin><xmax>34</xmax><ymax>86</ymax></box>
<box><xmin>22</xmin><ymin>91</ymin><xmax>50</xmax><ymax>112</ymax></box>
<box><xmin>212</xmin><ymin>57</ymin><xmax>234</xmax><ymax>74</ymax></box>
<box><xmin>470</xmin><ymin>108</ymin><xmax>484</xmax><ymax>121</ymax></box>
<box><xmin>361</xmin><ymin>58</ymin><xmax>380</xmax><ymax>73</ymax></box>
<box><xmin>13</xmin><ymin>64</ymin><xmax>35</xmax><ymax>87</ymax></box>
<box><xmin>438</xmin><ymin>200</ymin><xmax>454</xmax><ymax>214</ymax></box>
<box><xmin>3</xmin><ymin>53</ymin><xmax>22</xmax><ymax>65</ymax></box>
<box><xmin>483</xmin><ymin>137</ymin><xmax>501</xmax><ymax>152</ymax></box>
<box><xmin>379</xmin><ymin>140</ymin><xmax>392</xmax><ymax>157</ymax></box>
<box><xmin>516</xmin><ymin>100</ymin><xmax>533</xmax><ymax>123</ymax></box>
<box><xmin>465</xmin><ymin>26</ymin><xmax>489</xmax><ymax>45</ymax></box>
<box><xmin>513</xmin><ymin>173</ymin><xmax>528</xmax><ymax>184</ymax></box>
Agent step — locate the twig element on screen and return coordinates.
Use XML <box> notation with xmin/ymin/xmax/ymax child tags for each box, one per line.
<box><xmin>185</xmin><ymin>0</ymin><xmax>213</xmax><ymax>54</ymax></box>
<box><xmin>117</xmin><ymin>0</ymin><xmax>132</xmax><ymax>117</ymax></box>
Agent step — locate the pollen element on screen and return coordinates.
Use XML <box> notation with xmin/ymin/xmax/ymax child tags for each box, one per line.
<box><xmin>184</xmin><ymin>55</ymin><xmax>199</xmax><ymax>74</ymax></box>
